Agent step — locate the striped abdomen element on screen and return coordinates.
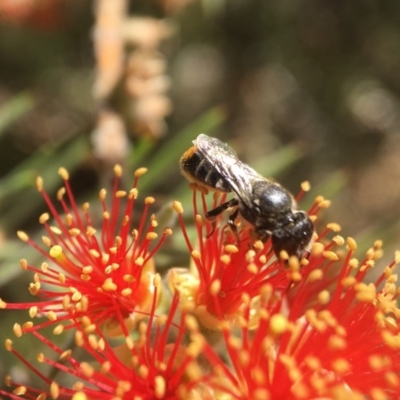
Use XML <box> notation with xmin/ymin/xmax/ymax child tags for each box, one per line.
<box><xmin>180</xmin><ymin>146</ymin><xmax>231</xmax><ymax>192</ymax></box>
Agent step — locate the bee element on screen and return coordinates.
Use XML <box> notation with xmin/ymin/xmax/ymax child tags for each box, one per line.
<box><xmin>180</xmin><ymin>134</ymin><xmax>314</xmax><ymax>259</ymax></box>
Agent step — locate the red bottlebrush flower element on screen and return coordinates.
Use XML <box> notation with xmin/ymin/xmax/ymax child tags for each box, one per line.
<box><xmin>2</xmin><ymin>287</ymin><xmax>215</xmax><ymax>400</ymax></box>
<box><xmin>198</xmin><ymin>238</ymin><xmax>400</xmax><ymax>399</ymax></box>
<box><xmin>168</xmin><ymin>186</ymin><xmax>325</xmax><ymax>329</ymax></box>
<box><xmin>0</xmin><ymin>165</ymin><xmax>171</xmax><ymax>335</ymax></box>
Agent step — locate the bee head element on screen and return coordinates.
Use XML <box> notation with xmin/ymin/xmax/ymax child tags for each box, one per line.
<box><xmin>270</xmin><ymin>211</ymin><xmax>314</xmax><ymax>259</ymax></box>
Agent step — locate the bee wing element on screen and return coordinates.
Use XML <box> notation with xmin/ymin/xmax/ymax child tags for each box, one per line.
<box><xmin>195</xmin><ymin>134</ymin><xmax>264</xmax><ymax>206</ymax></box>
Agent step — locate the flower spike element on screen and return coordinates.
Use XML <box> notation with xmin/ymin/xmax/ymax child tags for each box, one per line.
<box><xmin>3</xmin><ymin>166</ymin><xmax>167</xmax><ymax>335</ymax></box>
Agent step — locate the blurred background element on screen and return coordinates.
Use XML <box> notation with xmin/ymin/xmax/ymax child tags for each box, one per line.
<box><xmin>1</xmin><ymin>0</ymin><xmax>400</xmax><ymax>390</ymax></box>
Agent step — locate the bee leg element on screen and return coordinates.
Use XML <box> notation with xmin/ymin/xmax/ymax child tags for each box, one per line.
<box><xmin>205</xmin><ymin>198</ymin><xmax>239</xmax><ymax>238</ymax></box>
<box><xmin>227</xmin><ymin>208</ymin><xmax>240</xmax><ymax>243</ymax></box>
<box><xmin>205</xmin><ymin>198</ymin><xmax>239</xmax><ymax>220</ymax></box>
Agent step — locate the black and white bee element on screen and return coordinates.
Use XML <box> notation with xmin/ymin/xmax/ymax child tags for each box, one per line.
<box><xmin>180</xmin><ymin>134</ymin><xmax>314</xmax><ymax>259</ymax></box>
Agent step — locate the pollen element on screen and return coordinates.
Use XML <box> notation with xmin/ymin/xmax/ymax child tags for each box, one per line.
<box><xmin>349</xmin><ymin>258</ymin><xmax>359</xmax><ymax>268</ymax></box>
<box><xmin>368</xmin><ymin>354</ymin><xmax>391</xmax><ymax>371</ymax></box>
<box><xmin>239</xmin><ymin>349</ymin><xmax>250</xmax><ymax>366</ymax></box>
<box><xmin>123</xmin><ymin>274</ymin><xmax>135</xmax><ymax>283</ymax></box>
<box><xmin>254</xmin><ymin>240</ymin><xmax>264</xmax><ymax>250</ymax></box>
<box><xmin>138</xmin><ymin>365</ymin><xmax>149</xmax><ymax>379</ymax></box>
<box><xmin>20</xmin><ymin>259</ymin><xmax>28</xmax><ymax>269</ymax></box>
<box><xmin>143</xmin><ymin>196</ymin><xmax>155</xmax><ymax>205</ymax></box>
<box><xmin>146</xmin><ymin>232</ymin><xmax>158</xmax><ymax>240</ymax></box>
<box><xmin>49</xmin><ymin>245</ymin><xmax>63</xmax><ymax>258</ymax></box>
<box><xmin>220</xmin><ymin>255</ymin><xmax>231</xmax><ymax>264</ymax></box>
<box><xmin>173</xmin><ymin>200</ymin><xmax>184</xmax><ymax>214</ymax></box>
<box><xmin>290</xmin><ymin>271</ymin><xmax>302</xmax><ymax>282</ymax></box>
<box><xmin>5</xmin><ymin>339</ymin><xmax>13</xmax><ymax>351</ymax></box>
<box><xmin>322</xmin><ymin>251</ymin><xmax>339</xmax><ymax>261</ymax></box>
<box><xmin>191</xmin><ymin>250</ymin><xmax>201</xmax><ymax>259</ymax></box>
<box><xmin>58</xmin><ymin>167</ymin><xmax>69</xmax><ymax>180</ymax></box>
<box><xmin>80</xmin><ymin>274</ymin><xmax>91</xmax><ymax>281</ymax></box>
<box><xmin>38</xmin><ymin>213</ymin><xmax>50</xmax><ymax>224</ymax></box>
<box><xmin>99</xmin><ymin>188</ymin><xmax>107</xmax><ymax>201</ymax></box>
<box><xmin>185</xmin><ymin>362</ymin><xmax>203</xmax><ymax>382</ymax></box>
<box><xmin>224</xmin><ymin>244</ymin><xmax>239</xmax><ymax>254</ymax></box>
<box><xmin>346</xmin><ymin>237</ymin><xmax>357</xmax><ymax>252</ymax></box>
<box><xmin>135</xmin><ymin>257</ymin><xmax>144</xmax><ymax>266</ymax></box>
<box><xmin>288</xmin><ymin>256</ymin><xmax>300</xmax><ymax>271</ymax></box>
<box><xmin>279</xmin><ymin>250</ymin><xmax>289</xmax><ymax>261</ymax></box>
<box><xmin>71</xmin><ymin>291</ymin><xmax>82</xmax><ymax>302</ymax></box>
<box><xmin>35</xmin><ymin>176</ymin><xmax>43</xmax><ymax>191</ymax></box>
<box><xmin>56</xmin><ymin>188</ymin><xmax>66</xmax><ymax>202</ymax></box>
<box><xmin>355</xmin><ymin>283</ymin><xmax>376</xmax><ymax>302</ymax></box>
<box><xmin>385</xmin><ymin>371</ymin><xmax>400</xmax><ymax>388</ymax></box>
<box><xmin>319</xmin><ymin>199</ymin><xmax>331</xmax><ymax>209</ymax></box>
<box><xmin>88</xmin><ymin>334</ymin><xmax>99</xmax><ymax>350</ymax></box>
<box><xmin>269</xmin><ymin>314</ymin><xmax>289</xmax><ymax>335</ymax></box>
<box><xmin>13</xmin><ymin>386</ymin><xmax>27</xmax><ymax>396</ymax></box>
<box><xmin>69</xmin><ymin>228</ymin><xmax>80</xmax><ymax>236</ymax></box>
<box><xmin>102</xmin><ymin>278</ymin><xmax>117</xmax><ymax>292</ymax></box>
<box><xmin>185</xmin><ymin>315</ymin><xmax>199</xmax><ymax>331</ymax></box>
<box><xmin>332</xmin><ymin>235</ymin><xmax>345</xmax><ymax>246</ymax></box>
<box><xmin>128</xmin><ymin>188</ymin><xmax>138</xmax><ymax>199</ymax></box>
<box><xmin>121</xmin><ymin>288</ymin><xmax>132</xmax><ymax>297</ymax></box>
<box><xmin>372</xmin><ymin>249</ymin><xmax>383</xmax><ymax>261</ymax></box>
<box><xmin>301</xmin><ymin>181</ymin><xmax>311</xmax><ymax>191</ymax></box>
<box><xmin>246</xmin><ymin>249</ymin><xmax>256</xmax><ymax>262</ymax></box>
<box><xmin>29</xmin><ymin>282</ymin><xmax>40</xmax><ymax>295</ymax></box>
<box><xmin>89</xmin><ymin>249</ymin><xmax>100</xmax><ymax>258</ymax></box>
<box><xmin>50</xmin><ymin>226</ymin><xmax>62</xmax><ymax>236</ymax></box>
<box><xmin>331</xmin><ymin>358</ymin><xmax>350</xmax><ymax>373</ymax></box>
<box><xmin>116</xmin><ymin>190</ymin><xmax>127</xmax><ymax>198</ymax></box>
<box><xmin>370</xmin><ymin>388</ymin><xmax>390</xmax><ymax>400</ymax></box>
<box><xmin>308</xmin><ymin>269</ymin><xmax>323</xmax><ymax>282</ymax></box>
<box><xmin>72</xmin><ymin>392</ymin><xmax>88</xmax><ymax>400</ymax></box>
<box><xmin>210</xmin><ymin>279</ymin><xmax>221</xmax><ymax>296</ymax></box>
<box><xmin>186</xmin><ymin>332</ymin><xmax>205</xmax><ymax>357</ymax></box>
<box><xmin>154</xmin><ymin>375</ymin><xmax>166</xmax><ymax>399</ymax></box>
<box><xmin>53</xmin><ymin>324</ymin><xmax>64</xmax><ymax>335</ymax></box>
<box><xmin>13</xmin><ymin>324</ymin><xmax>22</xmax><ymax>337</ymax></box>
<box><xmin>42</xmin><ymin>236</ymin><xmax>51</xmax><ymax>247</ymax></box>
<box><xmin>311</xmin><ymin>242</ymin><xmax>324</xmax><ymax>256</ymax></box>
<box><xmin>125</xmin><ymin>336</ymin><xmax>134</xmax><ymax>350</ymax></box>
<box><xmin>317</xmin><ymin>290</ymin><xmax>330</xmax><ymax>304</ymax></box>
<box><xmin>17</xmin><ymin>231</ymin><xmax>29</xmax><ymax>242</ymax></box>
<box><xmin>46</xmin><ymin>311</ymin><xmax>57</xmax><ymax>321</ymax></box>
<box><xmin>99</xmin><ymin>254</ymin><xmax>109</xmax><ymax>266</ymax></box>
<box><xmin>304</xmin><ymin>356</ymin><xmax>321</xmax><ymax>370</ymax></box>
<box><xmin>82</xmin><ymin>266</ymin><xmax>93</xmax><ymax>275</ymax></box>
<box><xmin>22</xmin><ymin>322</ymin><xmax>33</xmax><ymax>332</ymax></box>
<box><xmin>247</xmin><ymin>263</ymin><xmax>258</xmax><ymax>274</ymax></box>
<box><xmin>327</xmin><ymin>222</ymin><xmax>341</xmax><ymax>232</ymax></box>
<box><xmin>328</xmin><ymin>335</ymin><xmax>347</xmax><ymax>350</ymax></box>
<box><xmin>100</xmin><ymin>361</ymin><xmax>111</xmax><ymax>374</ymax></box>
<box><xmin>195</xmin><ymin>214</ymin><xmax>204</xmax><ymax>226</ymax></box>
<box><xmin>112</xmin><ymin>164</ymin><xmax>123</xmax><ymax>177</ymax></box>
<box><xmin>134</xmin><ymin>167</ymin><xmax>148</xmax><ymax>177</ymax></box>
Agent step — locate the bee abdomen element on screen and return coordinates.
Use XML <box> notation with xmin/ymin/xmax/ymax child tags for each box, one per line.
<box><xmin>180</xmin><ymin>146</ymin><xmax>231</xmax><ymax>192</ymax></box>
